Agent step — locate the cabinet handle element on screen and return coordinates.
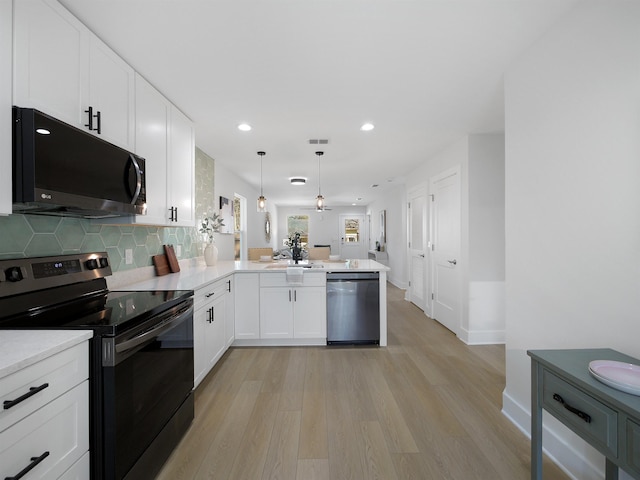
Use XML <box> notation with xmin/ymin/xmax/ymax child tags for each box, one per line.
<box><xmin>552</xmin><ymin>393</ymin><xmax>591</xmax><ymax>423</ymax></box>
<box><xmin>4</xmin><ymin>451</ymin><xmax>50</xmax><ymax>480</ymax></box>
<box><xmin>95</xmin><ymin>110</ymin><xmax>101</xmax><ymax>134</ymax></box>
<box><xmin>227</xmin><ymin>280</ymin><xmax>231</xmax><ymax>293</ymax></box>
<box><xmin>211</xmin><ymin>307</ymin><xmax>215</xmax><ymax>323</ymax></box>
<box><xmin>84</xmin><ymin>106</ymin><xmax>94</xmax><ymax>131</ymax></box>
<box><xmin>207</xmin><ymin>307</ymin><xmax>214</xmax><ymax>323</ymax></box>
<box><xmin>205</xmin><ymin>292</ymin><xmax>215</xmax><ymax>298</ymax></box>
<box><xmin>169</xmin><ymin>207</ymin><xmax>178</xmax><ymax>222</ymax></box>
<box><xmin>289</xmin><ymin>290</ymin><xmax>292</xmax><ymax>302</ymax></box>
<box><xmin>3</xmin><ymin>383</ymin><xmax>49</xmax><ymax>410</ymax></box>
<box><xmin>294</xmin><ymin>289</ymin><xmax>297</xmax><ymax>302</ymax></box>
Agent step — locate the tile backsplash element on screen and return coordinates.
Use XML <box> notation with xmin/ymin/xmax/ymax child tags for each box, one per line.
<box><xmin>0</xmin><ymin>147</ymin><xmax>215</xmax><ymax>272</ymax></box>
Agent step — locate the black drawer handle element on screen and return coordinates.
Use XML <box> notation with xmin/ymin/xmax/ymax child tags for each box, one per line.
<box><xmin>553</xmin><ymin>393</ymin><xmax>591</xmax><ymax>423</ymax></box>
<box><xmin>4</xmin><ymin>451</ymin><xmax>50</xmax><ymax>480</ymax></box>
<box><xmin>3</xmin><ymin>383</ymin><xmax>49</xmax><ymax>410</ymax></box>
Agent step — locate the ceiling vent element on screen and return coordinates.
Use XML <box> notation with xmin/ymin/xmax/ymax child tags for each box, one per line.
<box><xmin>308</xmin><ymin>139</ymin><xmax>329</xmax><ymax>145</ymax></box>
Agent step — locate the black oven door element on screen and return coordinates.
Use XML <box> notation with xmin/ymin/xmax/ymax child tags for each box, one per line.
<box><xmin>101</xmin><ymin>300</ymin><xmax>194</xmax><ymax>480</ymax></box>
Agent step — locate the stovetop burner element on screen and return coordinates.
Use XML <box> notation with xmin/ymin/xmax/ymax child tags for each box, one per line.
<box><xmin>0</xmin><ymin>252</ymin><xmax>192</xmax><ymax>335</ymax></box>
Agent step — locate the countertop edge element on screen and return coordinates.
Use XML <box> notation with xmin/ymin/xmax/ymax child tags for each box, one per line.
<box><xmin>0</xmin><ymin>330</ymin><xmax>93</xmax><ymax>380</ymax></box>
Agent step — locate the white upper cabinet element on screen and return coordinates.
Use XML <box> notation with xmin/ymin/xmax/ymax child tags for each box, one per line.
<box><xmin>131</xmin><ymin>74</ymin><xmax>169</xmax><ymax>225</ymax></box>
<box><xmin>87</xmin><ymin>36</ymin><xmax>135</xmax><ymax>149</ymax></box>
<box><xmin>14</xmin><ymin>0</ymin><xmax>134</xmax><ymax>151</ymax></box>
<box><xmin>167</xmin><ymin>106</ymin><xmax>195</xmax><ymax>226</ymax></box>
<box><xmin>1</xmin><ymin>0</ymin><xmax>12</xmax><ymax>215</ymax></box>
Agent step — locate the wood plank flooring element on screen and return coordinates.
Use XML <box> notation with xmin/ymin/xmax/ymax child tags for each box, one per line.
<box><xmin>157</xmin><ymin>284</ymin><xmax>568</xmax><ymax>480</ymax></box>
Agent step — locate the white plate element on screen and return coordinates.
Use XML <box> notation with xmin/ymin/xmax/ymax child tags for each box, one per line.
<box><xmin>589</xmin><ymin>360</ymin><xmax>640</xmax><ymax>396</ymax></box>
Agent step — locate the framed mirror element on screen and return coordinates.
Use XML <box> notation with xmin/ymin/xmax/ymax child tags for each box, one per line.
<box><xmin>379</xmin><ymin>210</ymin><xmax>386</xmax><ymax>244</ymax></box>
<box><xmin>265</xmin><ymin>212</ymin><xmax>271</xmax><ymax>242</ymax></box>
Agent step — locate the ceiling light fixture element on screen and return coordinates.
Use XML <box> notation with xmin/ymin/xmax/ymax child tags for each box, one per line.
<box><xmin>360</xmin><ymin>123</ymin><xmax>375</xmax><ymax>131</ymax></box>
<box><xmin>256</xmin><ymin>151</ymin><xmax>266</xmax><ymax>212</ymax></box>
<box><xmin>315</xmin><ymin>151</ymin><xmax>325</xmax><ymax>211</ymax></box>
<box><xmin>290</xmin><ymin>177</ymin><xmax>306</xmax><ymax>185</ymax></box>
<box><xmin>238</xmin><ymin>123</ymin><xmax>252</xmax><ymax>131</ymax></box>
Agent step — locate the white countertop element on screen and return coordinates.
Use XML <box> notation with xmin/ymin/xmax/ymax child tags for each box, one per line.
<box><xmin>0</xmin><ymin>330</ymin><xmax>93</xmax><ymax>379</ymax></box>
<box><xmin>111</xmin><ymin>258</ymin><xmax>389</xmax><ymax>292</ymax></box>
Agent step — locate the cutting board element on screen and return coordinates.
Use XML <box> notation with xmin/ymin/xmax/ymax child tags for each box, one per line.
<box><xmin>152</xmin><ymin>254</ymin><xmax>170</xmax><ymax>276</ymax></box>
<box><xmin>164</xmin><ymin>245</ymin><xmax>180</xmax><ymax>273</ymax></box>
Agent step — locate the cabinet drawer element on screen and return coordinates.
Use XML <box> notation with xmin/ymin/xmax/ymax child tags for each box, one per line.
<box><xmin>542</xmin><ymin>369</ymin><xmax>617</xmax><ymax>457</ymax></box>
<box><xmin>0</xmin><ymin>381</ymin><xmax>89</xmax><ymax>480</ymax></box>
<box><xmin>0</xmin><ymin>342</ymin><xmax>88</xmax><ymax>433</ymax></box>
<box><xmin>260</xmin><ymin>272</ymin><xmax>326</xmax><ymax>287</ymax></box>
<box><xmin>626</xmin><ymin>418</ymin><xmax>640</xmax><ymax>477</ymax></box>
<box><xmin>59</xmin><ymin>451</ymin><xmax>90</xmax><ymax>480</ymax></box>
<box><xmin>195</xmin><ymin>277</ymin><xmax>231</xmax><ymax>308</ymax></box>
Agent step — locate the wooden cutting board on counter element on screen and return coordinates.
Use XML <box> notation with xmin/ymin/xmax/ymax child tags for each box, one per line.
<box><xmin>152</xmin><ymin>254</ymin><xmax>170</xmax><ymax>276</ymax></box>
<box><xmin>164</xmin><ymin>245</ymin><xmax>180</xmax><ymax>272</ymax></box>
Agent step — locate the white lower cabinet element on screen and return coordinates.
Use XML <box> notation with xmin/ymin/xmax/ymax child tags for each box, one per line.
<box><xmin>259</xmin><ymin>273</ymin><xmax>326</xmax><ymax>341</ymax></box>
<box><xmin>194</xmin><ymin>276</ymin><xmax>233</xmax><ymax>388</ymax></box>
<box><xmin>0</xmin><ymin>341</ymin><xmax>89</xmax><ymax>480</ymax></box>
<box><xmin>234</xmin><ymin>273</ymin><xmax>260</xmax><ymax>341</ymax></box>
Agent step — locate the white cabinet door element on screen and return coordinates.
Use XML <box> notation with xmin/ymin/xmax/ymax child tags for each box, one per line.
<box><xmin>87</xmin><ymin>36</ymin><xmax>135</xmax><ymax>150</ymax></box>
<box><xmin>234</xmin><ymin>274</ymin><xmax>260</xmax><ymax>340</ymax></box>
<box><xmin>0</xmin><ymin>0</ymin><xmax>12</xmax><ymax>215</ymax></box>
<box><xmin>293</xmin><ymin>286</ymin><xmax>327</xmax><ymax>338</ymax></box>
<box><xmin>131</xmin><ymin>74</ymin><xmax>169</xmax><ymax>225</ymax></box>
<box><xmin>225</xmin><ymin>278</ymin><xmax>235</xmax><ymax>347</ymax></box>
<box><xmin>167</xmin><ymin>106</ymin><xmax>195</xmax><ymax>226</ymax></box>
<box><xmin>14</xmin><ymin>0</ymin><xmax>87</xmax><ymax>126</ymax></box>
<box><xmin>260</xmin><ymin>287</ymin><xmax>294</xmax><ymax>339</ymax></box>
<box><xmin>14</xmin><ymin>0</ymin><xmax>135</xmax><ymax>150</ymax></box>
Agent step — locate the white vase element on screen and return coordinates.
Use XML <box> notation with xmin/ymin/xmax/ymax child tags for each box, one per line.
<box><xmin>204</xmin><ymin>243</ymin><xmax>218</xmax><ymax>266</ymax></box>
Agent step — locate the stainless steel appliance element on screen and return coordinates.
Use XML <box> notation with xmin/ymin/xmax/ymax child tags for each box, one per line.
<box><xmin>0</xmin><ymin>252</ymin><xmax>194</xmax><ymax>480</ymax></box>
<box><xmin>326</xmin><ymin>271</ymin><xmax>380</xmax><ymax>345</ymax></box>
<box><xmin>12</xmin><ymin>107</ymin><xmax>147</xmax><ymax>218</ymax></box>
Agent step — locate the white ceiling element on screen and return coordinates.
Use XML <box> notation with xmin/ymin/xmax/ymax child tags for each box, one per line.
<box><xmin>60</xmin><ymin>0</ymin><xmax>581</xmax><ymax>208</ymax></box>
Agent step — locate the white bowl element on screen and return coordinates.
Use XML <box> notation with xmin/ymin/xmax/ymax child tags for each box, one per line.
<box><xmin>329</xmin><ymin>255</ymin><xmax>340</xmax><ymax>261</ymax></box>
<box><xmin>260</xmin><ymin>255</ymin><xmax>272</xmax><ymax>262</ymax></box>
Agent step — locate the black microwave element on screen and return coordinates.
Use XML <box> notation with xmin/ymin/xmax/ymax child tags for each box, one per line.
<box><xmin>12</xmin><ymin>107</ymin><xmax>147</xmax><ymax>218</ymax></box>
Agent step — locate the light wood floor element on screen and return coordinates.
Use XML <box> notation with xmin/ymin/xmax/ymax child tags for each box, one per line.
<box><xmin>157</xmin><ymin>284</ymin><xmax>568</xmax><ymax>480</ymax></box>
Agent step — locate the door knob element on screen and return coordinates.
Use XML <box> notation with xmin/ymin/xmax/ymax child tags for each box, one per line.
<box><xmin>447</xmin><ymin>259</ymin><xmax>457</xmax><ymax>265</ymax></box>
<box><xmin>419</xmin><ymin>254</ymin><xmax>425</xmax><ymax>258</ymax></box>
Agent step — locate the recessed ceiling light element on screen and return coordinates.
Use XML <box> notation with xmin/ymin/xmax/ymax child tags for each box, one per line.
<box><xmin>360</xmin><ymin>123</ymin><xmax>375</xmax><ymax>131</ymax></box>
<box><xmin>290</xmin><ymin>177</ymin><xmax>306</xmax><ymax>185</ymax></box>
<box><xmin>352</xmin><ymin>203</ymin><xmax>356</xmax><ymax>206</ymax></box>
<box><xmin>238</xmin><ymin>123</ymin><xmax>252</xmax><ymax>131</ymax></box>
<box><xmin>36</xmin><ymin>128</ymin><xmax>50</xmax><ymax>135</ymax></box>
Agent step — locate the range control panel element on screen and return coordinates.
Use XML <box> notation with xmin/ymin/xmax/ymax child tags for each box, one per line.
<box><xmin>0</xmin><ymin>252</ymin><xmax>111</xmax><ymax>298</ymax></box>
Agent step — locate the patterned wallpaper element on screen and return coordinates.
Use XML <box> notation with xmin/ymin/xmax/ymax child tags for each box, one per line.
<box><xmin>0</xmin><ymin>147</ymin><xmax>215</xmax><ymax>272</ymax></box>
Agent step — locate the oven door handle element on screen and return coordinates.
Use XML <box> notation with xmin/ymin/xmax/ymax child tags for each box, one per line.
<box><xmin>115</xmin><ymin>304</ymin><xmax>194</xmax><ymax>354</ymax></box>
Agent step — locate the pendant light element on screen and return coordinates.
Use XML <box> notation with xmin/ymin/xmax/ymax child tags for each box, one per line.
<box><xmin>315</xmin><ymin>151</ymin><xmax>325</xmax><ymax>211</ymax></box>
<box><xmin>257</xmin><ymin>151</ymin><xmax>267</xmax><ymax>212</ymax></box>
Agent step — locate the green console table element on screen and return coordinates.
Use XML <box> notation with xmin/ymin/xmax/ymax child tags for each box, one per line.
<box><xmin>528</xmin><ymin>349</ymin><xmax>640</xmax><ymax>480</ymax></box>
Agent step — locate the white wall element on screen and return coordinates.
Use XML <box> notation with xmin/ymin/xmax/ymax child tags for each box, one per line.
<box><xmin>367</xmin><ymin>185</ymin><xmax>407</xmax><ymax>288</ymax></box>
<box><xmin>466</xmin><ymin>134</ymin><xmax>505</xmax><ymax>344</ymax></box>
<box><xmin>0</xmin><ymin>0</ymin><xmax>11</xmax><ymax>215</ymax></box>
<box><xmin>213</xmin><ymin>160</ymin><xmax>268</xmax><ymax>260</ymax></box>
<box><xmin>503</xmin><ymin>2</ymin><xmax>640</xmax><ymax>479</ymax></box>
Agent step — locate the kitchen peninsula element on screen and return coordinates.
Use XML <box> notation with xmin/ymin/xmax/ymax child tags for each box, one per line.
<box><xmin>110</xmin><ymin>259</ymin><xmax>389</xmax><ymax>387</ymax></box>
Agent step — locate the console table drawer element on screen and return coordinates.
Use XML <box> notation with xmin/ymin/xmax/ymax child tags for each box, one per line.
<box><xmin>542</xmin><ymin>369</ymin><xmax>618</xmax><ymax>457</ymax></box>
<box><xmin>627</xmin><ymin>418</ymin><xmax>640</xmax><ymax>477</ymax></box>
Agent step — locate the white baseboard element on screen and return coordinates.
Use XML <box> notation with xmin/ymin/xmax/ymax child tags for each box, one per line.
<box><xmin>458</xmin><ymin>327</ymin><xmax>505</xmax><ymax>345</ymax></box>
<box><xmin>501</xmin><ymin>390</ymin><xmax>605</xmax><ymax>480</ymax></box>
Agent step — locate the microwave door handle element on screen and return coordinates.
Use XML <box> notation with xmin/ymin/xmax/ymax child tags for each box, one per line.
<box><xmin>127</xmin><ymin>154</ymin><xmax>142</xmax><ymax>204</ymax></box>
<box><xmin>115</xmin><ymin>304</ymin><xmax>193</xmax><ymax>354</ymax></box>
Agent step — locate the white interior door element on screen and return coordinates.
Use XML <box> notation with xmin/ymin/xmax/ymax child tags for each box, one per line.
<box><xmin>408</xmin><ymin>187</ymin><xmax>427</xmax><ymax>311</ymax></box>
<box><xmin>339</xmin><ymin>214</ymin><xmax>366</xmax><ymax>259</ymax></box>
<box><xmin>430</xmin><ymin>167</ymin><xmax>461</xmax><ymax>334</ymax></box>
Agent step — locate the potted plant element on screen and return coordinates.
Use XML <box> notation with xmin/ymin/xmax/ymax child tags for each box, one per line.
<box><xmin>199</xmin><ymin>212</ymin><xmax>224</xmax><ymax>266</ymax></box>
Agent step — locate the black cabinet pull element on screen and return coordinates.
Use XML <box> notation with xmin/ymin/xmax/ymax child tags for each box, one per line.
<box><xmin>227</xmin><ymin>280</ymin><xmax>231</xmax><ymax>293</ymax></box>
<box><xmin>95</xmin><ymin>110</ymin><xmax>101</xmax><ymax>134</ymax></box>
<box><xmin>84</xmin><ymin>106</ymin><xmax>94</xmax><ymax>130</ymax></box>
<box><xmin>169</xmin><ymin>207</ymin><xmax>178</xmax><ymax>222</ymax></box>
<box><xmin>4</xmin><ymin>451</ymin><xmax>49</xmax><ymax>480</ymax></box>
<box><xmin>553</xmin><ymin>393</ymin><xmax>591</xmax><ymax>423</ymax></box>
<box><xmin>3</xmin><ymin>383</ymin><xmax>49</xmax><ymax>410</ymax></box>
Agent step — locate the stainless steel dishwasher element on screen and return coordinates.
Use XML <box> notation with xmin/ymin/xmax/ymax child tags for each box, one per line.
<box><xmin>326</xmin><ymin>271</ymin><xmax>380</xmax><ymax>345</ymax></box>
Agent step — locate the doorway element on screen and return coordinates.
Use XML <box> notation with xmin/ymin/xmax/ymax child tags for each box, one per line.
<box><xmin>408</xmin><ymin>186</ymin><xmax>428</xmax><ymax>311</ymax></box>
<box><xmin>430</xmin><ymin>166</ymin><xmax>461</xmax><ymax>335</ymax></box>
<box><xmin>233</xmin><ymin>194</ymin><xmax>246</xmax><ymax>260</ymax></box>
<box><xmin>339</xmin><ymin>214</ymin><xmax>366</xmax><ymax>259</ymax></box>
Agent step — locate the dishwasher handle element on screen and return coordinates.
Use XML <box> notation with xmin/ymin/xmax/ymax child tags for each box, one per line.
<box><xmin>326</xmin><ymin>272</ymin><xmax>379</xmax><ymax>282</ymax></box>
